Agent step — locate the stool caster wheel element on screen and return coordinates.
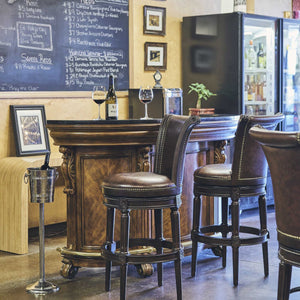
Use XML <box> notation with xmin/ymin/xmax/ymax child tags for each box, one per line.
<box><xmin>211</xmin><ymin>246</ymin><xmax>223</xmax><ymax>257</ymax></box>
<box><xmin>60</xmin><ymin>262</ymin><xmax>79</xmax><ymax>279</ymax></box>
<box><xmin>136</xmin><ymin>264</ymin><xmax>154</xmax><ymax>277</ymax></box>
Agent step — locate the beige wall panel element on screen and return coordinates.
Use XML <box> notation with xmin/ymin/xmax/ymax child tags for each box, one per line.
<box><xmin>255</xmin><ymin>0</ymin><xmax>292</xmax><ymax>17</ymax></box>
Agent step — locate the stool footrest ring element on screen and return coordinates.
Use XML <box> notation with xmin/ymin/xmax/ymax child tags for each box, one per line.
<box><xmin>192</xmin><ymin>225</ymin><xmax>269</xmax><ymax>247</ymax></box>
<box><xmin>102</xmin><ymin>237</ymin><xmax>182</xmax><ymax>265</ymax></box>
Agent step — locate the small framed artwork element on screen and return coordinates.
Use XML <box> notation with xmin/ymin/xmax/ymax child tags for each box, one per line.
<box><xmin>163</xmin><ymin>88</ymin><xmax>182</xmax><ymax>115</ymax></box>
<box><xmin>143</xmin><ymin>5</ymin><xmax>166</xmax><ymax>36</ymax></box>
<box><xmin>10</xmin><ymin>105</ymin><xmax>50</xmax><ymax>156</ymax></box>
<box><xmin>144</xmin><ymin>42</ymin><xmax>167</xmax><ymax>71</ymax></box>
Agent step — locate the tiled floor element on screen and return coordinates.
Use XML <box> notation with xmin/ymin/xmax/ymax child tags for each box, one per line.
<box><xmin>0</xmin><ymin>208</ymin><xmax>299</xmax><ymax>299</ymax></box>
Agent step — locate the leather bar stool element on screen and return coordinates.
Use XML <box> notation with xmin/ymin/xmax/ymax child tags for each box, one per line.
<box><xmin>191</xmin><ymin>114</ymin><xmax>284</xmax><ymax>286</ymax></box>
<box><xmin>101</xmin><ymin>115</ymin><xmax>200</xmax><ymax>300</ymax></box>
<box><xmin>250</xmin><ymin>126</ymin><xmax>300</xmax><ymax>300</ymax></box>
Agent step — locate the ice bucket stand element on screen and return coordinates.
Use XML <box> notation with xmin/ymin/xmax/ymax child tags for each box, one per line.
<box><xmin>24</xmin><ymin>167</ymin><xmax>59</xmax><ymax>295</ymax></box>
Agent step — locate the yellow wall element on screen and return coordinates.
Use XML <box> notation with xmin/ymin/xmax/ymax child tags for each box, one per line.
<box><xmin>129</xmin><ymin>0</ymin><xmax>224</xmax><ymax>89</ymax></box>
<box><xmin>129</xmin><ymin>0</ymin><xmax>291</xmax><ymax>89</ymax></box>
<box><xmin>0</xmin><ymin>91</ymin><xmax>128</xmax><ymax>159</ymax></box>
<box><xmin>129</xmin><ymin>0</ymin><xmax>182</xmax><ymax>89</ymax></box>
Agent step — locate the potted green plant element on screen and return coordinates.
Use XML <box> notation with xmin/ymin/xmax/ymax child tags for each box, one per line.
<box><xmin>188</xmin><ymin>83</ymin><xmax>216</xmax><ymax>115</ymax></box>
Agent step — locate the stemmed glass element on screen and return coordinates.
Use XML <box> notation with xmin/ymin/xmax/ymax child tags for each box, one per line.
<box><xmin>139</xmin><ymin>86</ymin><xmax>153</xmax><ymax>120</ymax></box>
<box><xmin>92</xmin><ymin>86</ymin><xmax>106</xmax><ymax>120</ymax></box>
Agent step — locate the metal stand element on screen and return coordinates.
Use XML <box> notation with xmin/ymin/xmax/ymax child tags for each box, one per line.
<box><xmin>25</xmin><ymin>167</ymin><xmax>59</xmax><ymax>295</ymax></box>
<box><xmin>26</xmin><ymin>203</ymin><xmax>59</xmax><ymax>295</ymax></box>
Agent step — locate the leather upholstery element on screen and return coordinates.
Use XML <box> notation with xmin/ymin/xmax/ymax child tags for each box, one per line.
<box><xmin>194</xmin><ymin>114</ymin><xmax>285</xmax><ymax>191</ymax></box>
<box><xmin>191</xmin><ymin>113</ymin><xmax>284</xmax><ymax>286</ymax></box>
<box><xmin>102</xmin><ymin>172</ymin><xmax>177</xmax><ymax>198</ymax></box>
<box><xmin>102</xmin><ymin>115</ymin><xmax>200</xmax><ymax>203</ymax></box>
<box><xmin>250</xmin><ymin>126</ymin><xmax>300</xmax><ymax>299</ymax></box>
<box><xmin>101</xmin><ymin>114</ymin><xmax>200</xmax><ymax>300</ymax></box>
<box><xmin>250</xmin><ymin>127</ymin><xmax>300</xmax><ymax>250</ymax></box>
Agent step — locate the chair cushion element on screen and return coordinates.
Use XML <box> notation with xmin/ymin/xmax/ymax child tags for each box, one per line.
<box><xmin>102</xmin><ymin>172</ymin><xmax>178</xmax><ymax>198</ymax></box>
<box><xmin>194</xmin><ymin>163</ymin><xmax>267</xmax><ymax>188</ymax></box>
<box><xmin>194</xmin><ymin>164</ymin><xmax>232</xmax><ymax>187</ymax></box>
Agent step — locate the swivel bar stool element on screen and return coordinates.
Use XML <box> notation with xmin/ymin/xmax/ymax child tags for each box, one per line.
<box><xmin>101</xmin><ymin>114</ymin><xmax>200</xmax><ymax>300</ymax></box>
<box><xmin>191</xmin><ymin>114</ymin><xmax>284</xmax><ymax>286</ymax></box>
<box><xmin>250</xmin><ymin>126</ymin><xmax>300</xmax><ymax>300</ymax></box>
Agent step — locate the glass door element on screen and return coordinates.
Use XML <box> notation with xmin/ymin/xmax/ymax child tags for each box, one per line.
<box><xmin>243</xmin><ymin>16</ymin><xmax>277</xmax><ymax>116</ymax></box>
<box><xmin>282</xmin><ymin>20</ymin><xmax>300</xmax><ymax>131</ymax></box>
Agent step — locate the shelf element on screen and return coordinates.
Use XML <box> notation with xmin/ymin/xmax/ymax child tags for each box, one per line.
<box><xmin>245</xmin><ymin>101</ymin><xmax>267</xmax><ymax>105</ymax></box>
<box><xmin>245</xmin><ymin>68</ymin><xmax>268</xmax><ymax>73</ymax></box>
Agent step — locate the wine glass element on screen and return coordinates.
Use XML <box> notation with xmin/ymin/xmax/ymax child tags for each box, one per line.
<box><xmin>92</xmin><ymin>86</ymin><xmax>106</xmax><ymax>120</ymax></box>
<box><xmin>138</xmin><ymin>86</ymin><xmax>153</xmax><ymax>120</ymax></box>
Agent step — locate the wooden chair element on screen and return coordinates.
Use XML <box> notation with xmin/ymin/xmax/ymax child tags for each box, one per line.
<box><xmin>101</xmin><ymin>114</ymin><xmax>200</xmax><ymax>300</ymax></box>
<box><xmin>250</xmin><ymin>126</ymin><xmax>300</xmax><ymax>300</ymax></box>
<box><xmin>191</xmin><ymin>114</ymin><xmax>284</xmax><ymax>286</ymax></box>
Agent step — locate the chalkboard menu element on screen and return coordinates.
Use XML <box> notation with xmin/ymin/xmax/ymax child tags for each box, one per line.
<box><xmin>0</xmin><ymin>0</ymin><xmax>129</xmax><ymax>91</ymax></box>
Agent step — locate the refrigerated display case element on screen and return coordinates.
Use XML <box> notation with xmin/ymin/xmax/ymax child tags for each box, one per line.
<box><xmin>182</xmin><ymin>12</ymin><xmax>280</xmax><ymax>211</ymax></box>
<box><xmin>182</xmin><ymin>12</ymin><xmax>279</xmax><ymax>116</ymax></box>
<box><xmin>280</xmin><ymin>19</ymin><xmax>300</xmax><ymax>131</ymax></box>
<box><xmin>243</xmin><ymin>17</ymin><xmax>276</xmax><ymax>116</ymax></box>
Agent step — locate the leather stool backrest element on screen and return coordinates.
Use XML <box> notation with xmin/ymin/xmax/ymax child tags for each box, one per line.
<box><xmin>250</xmin><ymin>127</ymin><xmax>300</xmax><ymax>249</ymax></box>
<box><xmin>154</xmin><ymin>115</ymin><xmax>200</xmax><ymax>192</ymax></box>
<box><xmin>231</xmin><ymin>114</ymin><xmax>284</xmax><ymax>186</ymax></box>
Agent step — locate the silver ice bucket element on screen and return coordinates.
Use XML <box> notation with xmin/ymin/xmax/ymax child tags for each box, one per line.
<box><xmin>24</xmin><ymin>167</ymin><xmax>58</xmax><ymax>203</ymax></box>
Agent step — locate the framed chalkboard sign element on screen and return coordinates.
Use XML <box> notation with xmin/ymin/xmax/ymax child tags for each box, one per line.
<box><xmin>0</xmin><ymin>0</ymin><xmax>129</xmax><ymax>91</ymax></box>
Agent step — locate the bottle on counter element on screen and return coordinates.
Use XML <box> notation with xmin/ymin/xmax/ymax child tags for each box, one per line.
<box><xmin>105</xmin><ymin>75</ymin><xmax>118</xmax><ymax>120</ymax></box>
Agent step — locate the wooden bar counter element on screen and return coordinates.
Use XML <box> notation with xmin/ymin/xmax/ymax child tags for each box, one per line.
<box><xmin>47</xmin><ymin>115</ymin><xmax>238</xmax><ymax>278</ymax></box>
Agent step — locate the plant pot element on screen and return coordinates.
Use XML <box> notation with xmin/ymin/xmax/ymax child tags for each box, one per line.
<box><xmin>189</xmin><ymin>108</ymin><xmax>215</xmax><ymax>116</ymax></box>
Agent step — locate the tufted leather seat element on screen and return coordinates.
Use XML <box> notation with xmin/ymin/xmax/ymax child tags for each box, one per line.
<box><xmin>101</xmin><ymin>114</ymin><xmax>200</xmax><ymax>300</ymax></box>
<box><xmin>102</xmin><ymin>172</ymin><xmax>178</xmax><ymax>198</ymax></box>
<box><xmin>250</xmin><ymin>126</ymin><xmax>300</xmax><ymax>300</ymax></box>
<box><xmin>191</xmin><ymin>114</ymin><xmax>284</xmax><ymax>286</ymax></box>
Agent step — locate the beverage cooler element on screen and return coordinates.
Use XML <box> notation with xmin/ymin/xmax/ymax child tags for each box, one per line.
<box><xmin>182</xmin><ymin>12</ymin><xmax>281</xmax><ymax>211</ymax></box>
<box><xmin>182</xmin><ymin>12</ymin><xmax>279</xmax><ymax>116</ymax></box>
<box><xmin>280</xmin><ymin>18</ymin><xmax>300</xmax><ymax>131</ymax></box>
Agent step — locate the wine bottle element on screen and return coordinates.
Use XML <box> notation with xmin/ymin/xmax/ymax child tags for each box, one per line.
<box><xmin>105</xmin><ymin>75</ymin><xmax>118</xmax><ymax>120</ymax></box>
<box><xmin>248</xmin><ymin>40</ymin><xmax>256</xmax><ymax>69</ymax></box>
<box><xmin>257</xmin><ymin>43</ymin><xmax>265</xmax><ymax>68</ymax></box>
<box><xmin>41</xmin><ymin>152</ymin><xmax>50</xmax><ymax>170</ymax></box>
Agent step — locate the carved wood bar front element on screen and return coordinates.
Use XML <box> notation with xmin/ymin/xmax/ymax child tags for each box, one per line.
<box><xmin>47</xmin><ymin>116</ymin><xmax>238</xmax><ymax>277</ymax></box>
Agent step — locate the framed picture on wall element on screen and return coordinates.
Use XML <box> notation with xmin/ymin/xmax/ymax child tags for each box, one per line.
<box><xmin>10</xmin><ymin>105</ymin><xmax>50</xmax><ymax>156</ymax></box>
<box><xmin>144</xmin><ymin>42</ymin><xmax>167</xmax><ymax>71</ymax></box>
<box><xmin>143</xmin><ymin>6</ymin><xmax>166</xmax><ymax>36</ymax></box>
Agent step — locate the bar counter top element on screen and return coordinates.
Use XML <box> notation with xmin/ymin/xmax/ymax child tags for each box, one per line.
<box><xmin>47</xmin><ymin>115</ymin><xmax>239</xmax><ymax>146</ymax></box>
